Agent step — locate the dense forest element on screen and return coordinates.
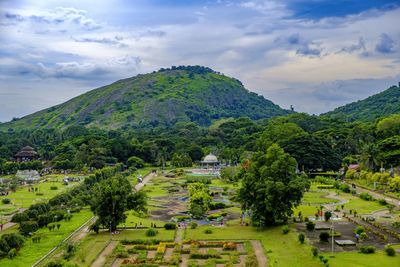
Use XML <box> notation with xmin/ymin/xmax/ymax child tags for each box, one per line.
<box><xmin>1</xmin><ymin>112</ymin><xmax>399</xmax><ymax>174</ymax></box>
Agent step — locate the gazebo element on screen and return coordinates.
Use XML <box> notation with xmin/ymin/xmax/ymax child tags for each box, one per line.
<box><xmin>201</xmin><ymin>153</ymin><xmax>219</xmax><ymax>169</ymax></box>
<box><xmin>15</xmin><ymin>146</ymin><xmax>39</xmax><ymax>162</ymax></box>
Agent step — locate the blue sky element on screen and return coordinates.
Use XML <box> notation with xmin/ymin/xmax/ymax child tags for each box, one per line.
<box><xmin>0</xmin><ymin>0</ymin><xmax>400</xmax><ymax>122</ymax></box>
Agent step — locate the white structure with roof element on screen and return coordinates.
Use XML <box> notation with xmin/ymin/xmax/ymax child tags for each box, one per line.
<box><xmin>201</xmin><ymin>153</ymin><xmax>219</xmax><ymax>169</ymax></box>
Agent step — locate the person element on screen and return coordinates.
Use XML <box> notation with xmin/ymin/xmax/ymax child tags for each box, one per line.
<box><xmin>122</xmin><ymin>224</ymin><xmax>126</xmax><ymax>230</ymax></box>
<box><xmin>355</xmin><ymin>233</ymin><xmax>360</xmax><ymax>243</ymax></box>
<box><xmin>0</xmin><ymin>224</ymin><xmax>3</xmax><ymax>231</ymax></box>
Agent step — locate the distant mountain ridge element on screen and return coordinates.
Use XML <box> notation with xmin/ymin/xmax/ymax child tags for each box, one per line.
<box><xmin>323</xmin><ymin>83</ymin><xmax>400</xmax><ymax>122</ymax></box>
<box><xmin>0</xmin><ymin>66</ymin><xmax>291</xmax><ymax>131</ymax></box>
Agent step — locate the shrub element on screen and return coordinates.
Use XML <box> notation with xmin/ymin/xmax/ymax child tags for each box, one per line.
<box><xmin>11</xmin><ymin>213</ymin><xmax>29</xmax><ymax>223</ymax></box>
<box><xmin>145</xmin><ymin>228</ymin><xmax>158</xmax><ymax>237</ymax></box>
<box><xmin>46</xmin><ymin>262</ymin><xmax>63</xmax><ymax>267</ymax></box>
<box><xmin>359</xmin><ymin>245</ymin><xmax>375</xmax><ymax>254</ymax></box>
<box><xmin>354</xmin><ymin>225</ymin><xmax>365</xmax><ymax>235</ymax></box>
<box><xmin>384</xmin><ymin>245</ymin><xmax>396</xmax><ymax>256</ymax></box>
<box><xmin>298</xmin><ymin>233</ymin><xmax>305</xmax><ymax>244</ymax></box>
<box><xmin>359</xmin><ymin>192</ymin><xmax>374</xmax><ymax>201</ymax></box>
<box><xmin>324</xmin><ymin>211</ymin><xmax>332</xmax><ymax>222</ymax></box>
<box><xmin>1</xmin><ymin>198</ymin><xmax>11</xmax><ymax>204</ymax></box>
<box><xmin>306</xmin><ymin>221</ymin><xmax>315</xmax><ymax>231</ymax></box>
<box><xmin>311</xmin><ymin>247</ymin><xmax>319</xmax><ymax>257</ymax></box>
<box><xmin>209</xmin><ymin>202</ymin><xmax>227</xmax><ymax>210</ymax></box>
<box><xmin>50</xmin><ymin>186</ymin><xmax>58</xmax><ymax>190</ymax></box>
<box><xmin>164</xmin><ymin>223</ymin><xmax>177</xmax><ymax>230</ymax></box>
<box><xmin>19</xmin><ymin>221</ymin><xmax>39</xmax><ymax>236</ymax></box>
<box><xmin>281</xmin><ymin>225</ymin><xmax>289</xmax><ymax>234</ymax></box>
<box><xmin>245</xmin><ymin>252</ymin><xmax>258</xmax><ymax>267</ymax></box>
<box><xmin>359</xmin><ymin>232</ymin><xmax>368</xmax><ymax>240</ymax></box>
<box><xmin>378</xmin><ymin>199</ymin><xmax>387</xmax><ymax>206</ymax></box>
<box><xmin>339</xmin><ymin>184</ymin><xmax>350</xmax><ymax>193</ymax></box>
<box><xmin>7</xmin><ymin>248</ymin><xmax>17</xmax><ymax>259</ymax></box>
<box><xmin>319</xmin><ymin>232</ymin><xmax>330</xmax><ymax>242</ymax></box>
<box><xmin>204</xmin><ymin>228</ymin><xmax>213</xmax><ymax>234</ymax></box>
<box><xmin>190</xmin><ymin>222</ymin><xmax>198</xmax><ymax>229</ymax></box>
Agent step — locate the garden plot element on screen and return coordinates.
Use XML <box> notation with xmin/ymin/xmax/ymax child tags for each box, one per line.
<box><xmin>109</xmin><ymin>239</ymin><xmax>255</xmax><ymax>267</ymax></box>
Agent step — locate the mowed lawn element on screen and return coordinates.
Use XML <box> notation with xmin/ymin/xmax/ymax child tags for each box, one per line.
<box><xmin>322</xmin><ymin>251</ymin><xmax>399</xmax><ymax>267</ymax></box>
<box><xmin>0</xmin><ymin>180</ymin><xmax>79</xmax><ymax>208</ymax></box>
<box><xmin>0</xmin><ymin>209</ymin><xmax>93</xmax><ymax>267</ymax></box>
<box><xmin>302</xmin><ymin>191</ymin><xmax>339</xmax><ymax>204</ymax></box>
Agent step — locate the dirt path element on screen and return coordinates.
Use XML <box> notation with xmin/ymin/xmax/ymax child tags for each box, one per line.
<box><xmin>134</xmin><ymin>172</ymin><xmax>157</xmax><ymax>191</ymax></box>
<box><xmin>175</xmin><ymin>227</ymin><xmax>184</xmax><ymax>243</ymax></box>
<box><xmin>250</xmin><ymin>240</ymin><xmax>268</xmax><ymax>267</ymax></box>
<box><xmin>90</xmin><ymin>240</ymin><xmax>118</xmax><ymax>267</ymax></box>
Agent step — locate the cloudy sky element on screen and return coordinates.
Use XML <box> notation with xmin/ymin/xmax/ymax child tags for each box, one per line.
<box><xmin>1</xmin><ymin>0</ymin><xmax>400</xmax><ymax>122</ymax></box>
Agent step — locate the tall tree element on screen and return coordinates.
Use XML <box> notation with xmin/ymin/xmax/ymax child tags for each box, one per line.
<box><xmin>91</xmin><ymin>175</ymin><xmax>146</xmax><ymax>230</ymax></box>
<box><xmin>238</xmin><ymin>144</ymin><xmax>309</xmax><ymax>225</ymax></box>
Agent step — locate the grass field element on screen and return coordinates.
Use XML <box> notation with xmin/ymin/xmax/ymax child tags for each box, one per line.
<box><xmin>341</xmin><ymin>195</ymin><xmax>384</xmax><ymax>214</ymax></box>
<box><xmin>302</xmin><ymin>191</ymin><xmax>339</xmax><ymax>204</ymax></box>
<box><xmin>0</xmin><ymin>180</ymin><xmax>81</xmax><ymax>208</ymax></box>
<box><xmin>0</xmin><ymin>209</ymin><xmax>93</xmax><ymax>267</ymax></box>
<box><xmin>322</xmin><ymin>251</ymin><xmax>399</xmax><ymax>267</ymax></box>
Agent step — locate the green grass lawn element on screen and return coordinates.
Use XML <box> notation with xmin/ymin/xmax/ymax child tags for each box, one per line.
<box><xmin>0</xmin><ymin>180</ymin><xmax>80</xmax><ymax>208</ymax></box>
<box><xmin>0</xmin><ymin>209</ymin><xmax>93</xmax><ymax>267</ymax></box>
<box><xmin>293</xmin><ymin>205</ymin><xmax>320</xmax><ymax>218</ymax></box>
<box><xmin>302</xmin><ymin>191</ymin><xmax>339</xmax><ymax>204</ymax></box>
<box><xmin>121</xmin><ymin>210</ymin><xmax>167</xmax><ymax>228</ymax></box>
<box><xmin>341</xmin><ymin>195</ymin><xmax>384</xmax><ymax>214</ymax></box>
<box><xmin>322</xmin><ymin>251</ymin><xmax>399</xmax><ymax>267</ymax></box>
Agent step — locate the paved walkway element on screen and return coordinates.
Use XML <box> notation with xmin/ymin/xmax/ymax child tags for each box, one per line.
<box><xmin>90</xmin><ymin>241</ymin><xmax>118</xmax><ymax>267</ymax></box>
<box><xmin>250</xmin><ymin>240</ymin><xmax>268</xmax><ymax>267</ymax></box>
<box><xmin>175</xmin><ymin>227</ymin><xmax>184</xmax><ymax>243</ymax></box>
<box><xmin>134</xmin><ymin>172</ymin><xmax>156</xmax><ymax>191</ymax></box>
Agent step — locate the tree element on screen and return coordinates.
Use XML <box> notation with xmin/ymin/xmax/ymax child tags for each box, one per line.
<box><xmin>90</xmin><ymin>175</ymin><xmax>146</xmax><ymax>231</ymax></box>
<box><xmin>126</xmin><ymin>156</ymin><xmax>145</xmax><ymax>169</ymax></box>
<box><xmin>188</xmin><ymin>182</ymin><xmax>212</xmax><ymax>218</ymax></box>
<box><xmin>238</xmin><ymin>144</ymin><xmax>310</xmax><ymax>225</ymax></box>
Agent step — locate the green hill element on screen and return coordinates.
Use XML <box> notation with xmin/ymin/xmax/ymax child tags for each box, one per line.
<box><xmin>0</xmin><ymin>66</ymin><xmax>290</xmax><ymax>131</ymax></box>
<box><xmin>323</xmin><ymin>83</ymin><xmax>400</xmax><ymax>122</ymax></box>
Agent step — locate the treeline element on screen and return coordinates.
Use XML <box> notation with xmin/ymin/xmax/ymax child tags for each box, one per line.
<box><xmin>0</xmin><ymin>112</ymin><xmax>399</xmax><ymax>173</ymax></box>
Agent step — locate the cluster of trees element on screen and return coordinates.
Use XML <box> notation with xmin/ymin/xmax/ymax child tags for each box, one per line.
<box><xmin>0</xmin><ymin>111</ymin><xmax>399</xmax><ymax>176</ymax></box>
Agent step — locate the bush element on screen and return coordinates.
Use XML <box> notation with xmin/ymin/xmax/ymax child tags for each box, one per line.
<box><xmin>19</xmin><ymin>221</ymin><xmax>39</xmax><ymax>236</ymax></box>
<box><xmin>204</xmin><ymin>228</ymin><xmax>213</xmax><ymax>234</ymax></box>
<box><xmin>311</xmin><ymin>247</ymin><xmax>319</xmax><ymax>257</ymax></box>
<box><xmin>385</xmin><ymin>245</ymin><xmax>396</xmax><ymax>256</ymax></box>
<box><xmin>164</xmin><ymin>223</ymin><xmax>177</xmax><ymax>230</ymax></box>
<box><xmin>319</xmin><ymin>232</ymin><xmax>330</xmax><ymax>242</ymax></box>
<box><xmin>354</xmin><ymin>225</ymin><xmax>365</xmax><ymax>235</ymax></box>
<box><xmin>359</xmin><ymin>232</ymin><xmax>368</xmax><ymax>240</ymax></box>
<box><xmin>209</xmin><ymin>202</ymin><xmax>227</xmax><ymax>210</ymax></box>
<box><xmin>1</xmin><ymin>198</ymin><xmax>11</xmax><ymax>204</ymax></box>
<box><xmin>245</xmin><ymin>252</ymin><xmax>258</xmax><ymax>267</ymax></box>
<box><xmin>7</xmin><ymin>248</ymin><xmax>17</xmax><ymax>259</ymax></box>
<box><xmin>190</xmin><ymin>222</ymin><xmax>198</xmax><ymax>229</ymax></box>
<box><xmin>281</xmin><ymin>225</ymin><xmax>290</xmax><ymax>234</ymax></box>
<box><xmin>378</xmin><ymin>199</ymin><xmax>387</xmax><ymax>206</ymax></box>
<box><xmin>1</xmin><ymin>233</ymin><xmax>25</xmax><ymax>251</ymax></box>
<box><xmin>359</xmin><ymin>192</ymin><xmax>374</xmax><ymax>201</ymax></box>
<box><xmin>46</xmin><ymin>262</ymin><xmax>63</xmax><ymax>267</ymax></box>
<box><xmin>50</xmin><ymin>186</ymin><xmax>58</xmax><ymax>190</ymax></box>
<box><xmin>324</xmin><ymin>211</ymin><xmax>332</xmax><ymax>221</ymax></box>
<box><xmin>145</xmin><ymin>228</ymin><xmax>158</xmax><ymax>237</ymax></box>
<box><xmin>339</xmin><ymin>184</ymin><xmax>350</xmax><ymax>193</ymax></box>
<box><xmin>298</xmin><ymin>233</ymin><xmax>305</xmax><ymax>244</ymax></box>
<box><xmin>11</xmin><ymin>213</ymin><xmax>29</xmax><ymax>223</ymax></box>
<box><xmin>306</xmin><ymin>221</ymin><xmax>315</xmax><ymax>231</ymax></box>
<box><xmin>359</xmin><ymin>245</ymin><xmax>375</xmax><ymax>254</ymax></box>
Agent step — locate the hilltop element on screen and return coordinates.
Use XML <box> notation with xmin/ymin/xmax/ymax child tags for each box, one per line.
<box><xmin>0</xmin><ymin>66</ymin><xmax>290</xmax><ymax>131</ymax></box>
<box><xmin>323</xmin><ymin>83</ymin><xmax>400</xmax><ymax>122</ymax></box>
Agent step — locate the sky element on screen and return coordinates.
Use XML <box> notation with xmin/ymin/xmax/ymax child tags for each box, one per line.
<box><xmin>1</xmin><ymin>0</ymin><xmax>400</xmax><ymax>122</ymax></box>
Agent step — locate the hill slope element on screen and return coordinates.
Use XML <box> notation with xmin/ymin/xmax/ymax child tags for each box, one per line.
<box><xmin>0</xmin><ymin>66</ymin><xmax>290</xmax><ymax>130</ymax></box>
<box><xmin>323</xmin><ymin>83</ymin><xmax>400</xmax><ymax>122</ymax></box>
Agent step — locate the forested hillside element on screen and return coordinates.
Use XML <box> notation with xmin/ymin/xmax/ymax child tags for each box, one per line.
<box><xmin>324</xmin><ymin>83</ymin><xmax>400</xmax><ymax>122</ymax></box>
<box><xmin>0</xmin><ymin>66</ymin><xmax>289</xmax><ymax>131</ymax></box>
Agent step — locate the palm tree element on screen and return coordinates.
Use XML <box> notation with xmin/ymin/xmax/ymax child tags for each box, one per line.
<box><xmin>359</xmin><ymin>142</ymin><xmax>380</xmax><ymax>171</ymax></box>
